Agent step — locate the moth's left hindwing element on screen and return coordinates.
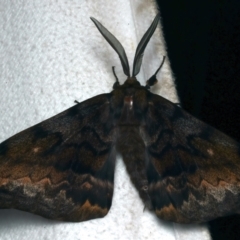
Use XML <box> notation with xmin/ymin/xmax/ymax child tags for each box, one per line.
<box><xmin>0</xmin><ymin>94</ymin><xmax>116</xmax><ymax>222</ymax></box>
<box><xmin>143</xmin><ymin>93</ymin><xmax>240</xmax><ymax>223</ymax></box>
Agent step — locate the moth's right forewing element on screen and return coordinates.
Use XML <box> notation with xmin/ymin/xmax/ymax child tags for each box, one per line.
<box><xmin>0</xmin><ymin>94</ymin><xmax>117</xmax><ymax>222</ymax></box>
<box><xmin>143</xmin><ymin>93</ymin><xmax>240</xmax><ymax>223</ymax></box>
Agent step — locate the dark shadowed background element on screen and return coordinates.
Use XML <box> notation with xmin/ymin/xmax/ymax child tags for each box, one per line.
<box><xmin>156</xmin><ymin>0</ymin><xmax>240</xmax><ymax>239</ymax></box>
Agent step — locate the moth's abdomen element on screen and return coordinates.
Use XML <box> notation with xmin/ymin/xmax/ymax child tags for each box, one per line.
<box><xmin>116</xmin><ymin>126</ymin><xmax>152</xmax><ymax>209</ymax></box>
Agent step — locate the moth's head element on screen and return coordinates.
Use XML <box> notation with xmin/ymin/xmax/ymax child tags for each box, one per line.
<box><xmin>90</xmin><ymin>14</ymin><xmax>162</xmax><ymax>89</ymax></box>
<box><xmin>119</xmin><ymin>77</ymin><xmax>141</xmax><ymax>89</ymax></box>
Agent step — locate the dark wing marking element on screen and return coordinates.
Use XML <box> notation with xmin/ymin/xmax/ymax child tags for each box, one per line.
<box><xmin>0</xmin><ymin>94</ymin><xmax>116</xmax><ymax>222</ymax></box>
<box><xmin>143</xmin><ymin>93</ymin><xmax>240</xmax><ymax>223</ymax></box>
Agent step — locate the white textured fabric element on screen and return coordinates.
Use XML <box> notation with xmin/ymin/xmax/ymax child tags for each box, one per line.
<box><xmin>0</xmin><ymin>1</ymin><xmax>211</xmax><ymax>240</ymax></box>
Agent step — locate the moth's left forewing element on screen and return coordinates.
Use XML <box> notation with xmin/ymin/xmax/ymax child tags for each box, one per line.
<box><xmin>0</xmin><ymin>94</ymin><xmax>117</xmax><ymax>222</ymax></box>
<box><xmin>142</xmin><ymin>93</ymin><xmax>240</xmax><ymax>223</ymax></box>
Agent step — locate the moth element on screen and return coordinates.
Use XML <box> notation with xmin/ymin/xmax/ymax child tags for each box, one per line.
<box><xmin>1</xmin><ymin>14</ymin><xmax>240</xmax><ymax>224</ymax></box>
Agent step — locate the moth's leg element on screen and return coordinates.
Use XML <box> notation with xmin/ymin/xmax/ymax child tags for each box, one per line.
<box><xmin>145</xmin><ymin>56</ymin><xmax>166</xmax><ymax>89</ymax></box>
<box><xmin>175</xmin><ymin>103</ymin><xmax>181</xmax><ymax>107</ymax></box>
<box><xmin>112</xmin><ymin>66</ymin><xmax>120</xmax><ymax>89</ymax></box>
<box><xmin>74</xmin><ymin>100</ymin><xmax>80</xmax><ymax>104</ymax></box>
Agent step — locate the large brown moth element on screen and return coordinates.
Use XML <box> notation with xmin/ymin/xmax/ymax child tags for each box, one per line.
<box><xmin>1</xmin><ymin>13</ymin><xmax>240</xmax><ymax>224</ymax></box>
